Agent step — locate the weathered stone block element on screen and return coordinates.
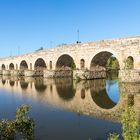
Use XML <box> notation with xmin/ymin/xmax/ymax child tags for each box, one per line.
<box><xmin>54</xmin><ymin>70</ymin><xmax>72</xmax><ymax>78</ymax></box>
<box><xmin>44</xmin><ymin>70</ymin><xmax>55</xmax><ymax>78</ymax></box>
<box><xmin>10</xmin><ymin>70</ymin><xmax>20</xmax><ymax>76</ymax></box>
<box><xmin>73</xmin><ymin>70</ymin><xmax>106</xmax><ymax>80</ymax></box>
<box><xmin>119</xmin><ymin>70</ymin><xmax>140</xmax><ymax>82</ymax></box>
<box><xmin>24</xmin><ymin>70</ymin><xmax>35</xmax><ymax>77</ymax></box>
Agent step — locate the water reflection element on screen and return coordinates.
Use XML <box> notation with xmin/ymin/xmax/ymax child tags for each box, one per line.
<box><xmin>0</xmin><ymin>75</ymin><xmax>140</xmax><ymax>139</ymax></box>
<box><xmin>9</xmin><ymin>80</ymin><xmax>15</xmax><ymax>87</ymax></box>
<box><xmin>2</xmin><ymin>80</ymin><xmax>6</xmax><ymax>85</ymax></box>
<box><xmin>55</xmin><ymin>78</ymin><xmax>76</xmax><ymax>101</ymax></box>
<box><xmin>90</xmin><ymin>79</ymin><xmax>118</xmax><ymax>109</ymax></box>
<box><xmin>20</xmin><ymin>81</ymin><xmax>29</xmax><ymax>90</ymax></box>
<box><xmin>34</xmin><ymin>78</ymin><xmax>47</xmax><ymax>93</ymax></box>
<box><xmin>81</xmin><ymin>89</ymin><xmax>85</xmax><ymax>99</ymax></box>
<box><xmin>0</xmin><ymin>76</ymin><xmax>140</xmax><ymax>123</ymax></box>
<box><xmin>106</xmin><ymin>80</ymin><xmax>120</xmax><ymax>104</ymax></box>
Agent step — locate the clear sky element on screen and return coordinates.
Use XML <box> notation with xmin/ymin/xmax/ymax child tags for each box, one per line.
<box><xmin>0</xmin><ymin>0</ymin><xmax>140</xmax><ymax>57</ymax></box>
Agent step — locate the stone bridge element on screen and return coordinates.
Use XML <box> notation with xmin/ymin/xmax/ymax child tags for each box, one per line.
<box><xmin>0</xmin><ymin>36</ymin><xmax>140</xmax><ymax>81</ymax></box>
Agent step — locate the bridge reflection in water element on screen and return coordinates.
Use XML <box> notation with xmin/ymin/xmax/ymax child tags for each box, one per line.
<box><xmin>0</xmin><ymin>76</ymin><xmax>139</xmax><ymax>121</ymax></box>
<box><xmin>0</xmin><ymin>76</ymin><xmax>140</xmax><ymax>139</ymax></box>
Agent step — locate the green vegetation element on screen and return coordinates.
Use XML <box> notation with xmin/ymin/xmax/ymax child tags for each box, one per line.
<box><xmin>108</xmin><ymin>106</ymin><xmax>140</xmax><ymax>140</ymax></box>
<box><xmin>106</xmin><ymin>56</ymin><xmax>120</xmax><ymax>70</ymax></box>
<box><xmin>0</xmin><ymin>105</ymin><xmax>35</xmax><ymax>140</ymax></box>
<box><xmin>71</xmin><ymin>62</ymin><xmax>76</xmax><ymax>70</ymax></box>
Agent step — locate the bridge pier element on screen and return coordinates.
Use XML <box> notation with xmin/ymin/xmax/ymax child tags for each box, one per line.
<box><xmin>119</xmin><ymin>70</ymin><xmax>140</xmax><ymax>82</ymax></box>
<box><xmin>44</xmin><ymin>69</ymin><xmax>73</xmax><ymax>78</ymax></box>
<box><xmin>10</xmin><ymin>70</ymin><xmax>21</xmax><ymax>76</ymax></box>
<box><xmin>24</xmin><ymin>70</ymin><xmax>35</xmax><ymax>77</ymax></box>
<box><xmin>73</xmin><ymin>70</ymin><xmax>106</xmax><ymax>80</ymax></box>
<box><xmin>24</xmin><ymin>70</ymin><xmax>44</xmax><ymax>77</ymax></box>
<box><xmin>44</xmin><ymin>70</ymin><xmax>55</xmax><ymax>78</ymax></box>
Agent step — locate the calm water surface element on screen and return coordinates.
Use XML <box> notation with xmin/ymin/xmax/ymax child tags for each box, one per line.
<box><xmin>0</xmin><ymin>76</ymin><xmax>124</xmax><ymax>140</ymax></box>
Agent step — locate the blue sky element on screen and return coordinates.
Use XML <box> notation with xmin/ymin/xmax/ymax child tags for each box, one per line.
<box><xmin>0</xmin><ymin>0</ymin><xmax>140</xmax><ymax>57</ymax></box>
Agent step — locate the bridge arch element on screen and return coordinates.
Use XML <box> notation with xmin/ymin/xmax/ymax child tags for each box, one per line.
<box><xmin>56</xmin><ymin>54</ymin><xmax>76</xmax><ymax>70</ymax></box>
<box><xmin>9</xmin><ymin>63</ymin><xmax>15</xmax><ymax>70</ymax></box>
<box><xmin>20</xmin><ymin>60</ymin><xmax>28</xmax><ymax>70</ymax></box>
<box><xmin>1</xmin><ymin>64</ymin><xmax>6</xmax><ymax>70</ymax></box>
<box><xmin>90</xmin><ymin>51</ymin><xmax>120</xmax><ymax>71</ymax></box>
<box><xmin>34</xmin><ymin>58</ymin><xmax>47</xmax><ymax>70</ymax></box>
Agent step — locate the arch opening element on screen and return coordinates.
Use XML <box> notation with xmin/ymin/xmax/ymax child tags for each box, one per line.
<box><xmin>90</xmin><ymin>51</ymin><xmax>120</xmax><ymax>78</ymax></box>
<box><xmin>34</xmin><ymin>58</ymin><xmax>46</xmax><ymax>76</ymax></box>
<box><xmin>9</xmin><ymin>63</ymin><xmax>14</xmax><ymax>70</ymax></box>
<box><xmin>90</xmin><ymin>51</ymin><xmax>120</xmax><ymax>70</ymax></box>
<box><xmin>80</xmin><ymin>59</ymin><xmax>85</xmax><ymax>70</ymax></box>
<box><xmin>56</xmin><ymin>54</ymin><xmax>76</xmax><ymax>70</ymax></box>
<box><xmin>34</xmin><ymin>58</ymin><xmax>46</xmax><ymax>70</ymax></box>
<box><xmin>20</xmin><ymin>60</ymin><xmax>28</xmax><ymax>70</ymax></box>
<box><xmin>50</xmin><ymin>61</ymin><xmax>52</xmax><ymax>70</ymax></box>
<box><xmin>125</xmin><ymin>56</ymin><xmax>134</xmax><ymax>69</ymax></box>
<box><xmin>1</xmin><ymin>64</ymin><xmax>6</xmax><ymax>70</ymax></box>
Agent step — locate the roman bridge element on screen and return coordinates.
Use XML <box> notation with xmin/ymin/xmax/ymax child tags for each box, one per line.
<box><xmin>0</xmin><ymin>36</ymin><xmax>140</xmax><ymax>82</ymax></box>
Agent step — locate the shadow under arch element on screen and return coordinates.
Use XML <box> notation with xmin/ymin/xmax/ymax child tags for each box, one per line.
<box><xmin>34</xmin><ymin>58</ymin><xmax>47</xmax><ymax>70</ymax></box>
<box><xmin>9</xmin><ymin>63</ymin><xmax>15</xmax><ymax>70</ymax></box>
<box><xmin>90</xmin><ymin>79</ymin><xmax>118</xmax><ymax>109</ymax></box>
<box><xmin>56</xmin><ymin>54</ymin><xmax>76</xmax><ymax>70</ymax></box>
<box><xmin>90</xmin><ymin>51</ymin><xmax>120</xmax><ymax>71</ymax></box>
<box><xmin>55</xmin><ymin>78</ymin><xmax>76</xmax><ymax>101</ymax></box>
<box><xmin>1</xmin><ymin>64</ymin><xmax>6</xmax><ymax>70</ymax></box>
<box><xmin>34</xmin><ymin>78</ymin><xmax>47</xmax><ymax>93</ymax></box>
<box><xmin>20</xmin><ymin>60</ymin><xmax>28</xmax><ymax>70</ymax></box>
